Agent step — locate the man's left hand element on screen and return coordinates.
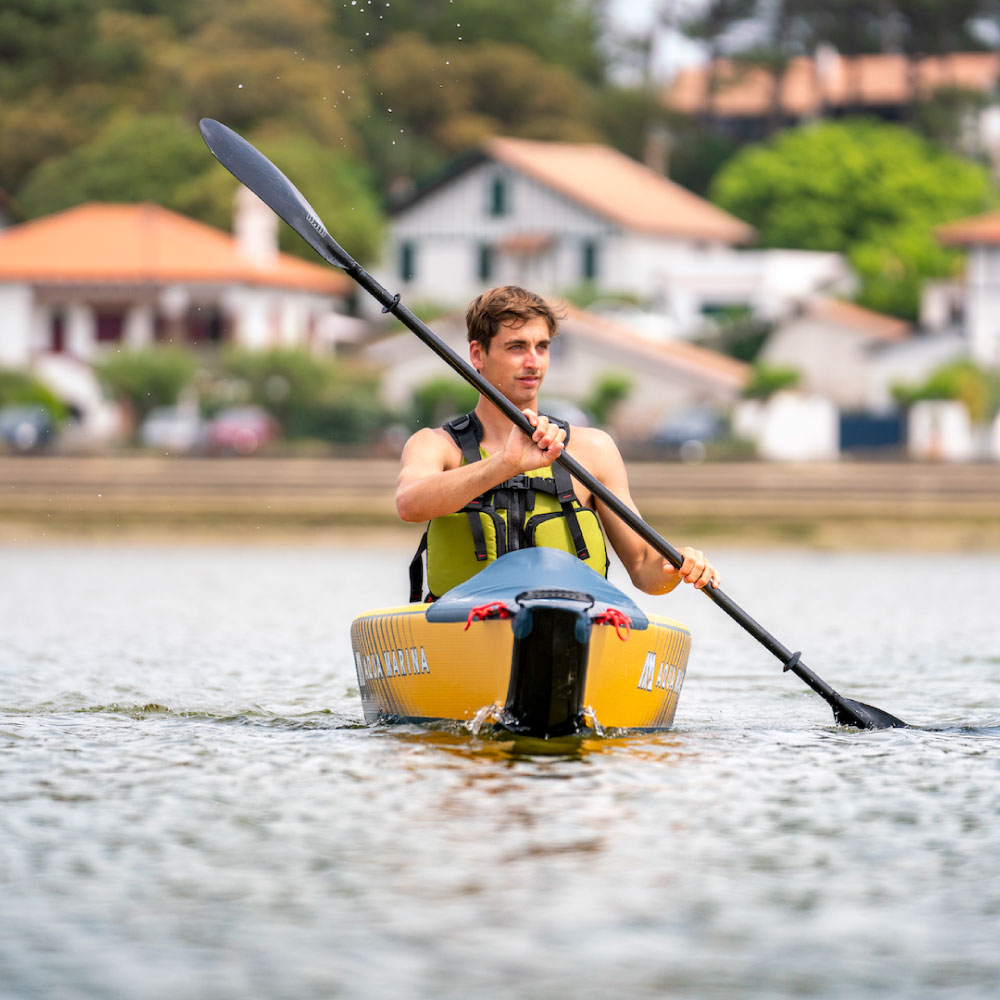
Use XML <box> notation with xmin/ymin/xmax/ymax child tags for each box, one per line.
<box><xmin>668</xmin><ymin>546</ymin><xmax>720</xmax><ymax>590</ymax></box>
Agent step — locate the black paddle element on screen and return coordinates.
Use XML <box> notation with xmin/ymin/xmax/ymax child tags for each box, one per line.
<box><xmin>199</xmin><ymin>117</ymin><xmax>908</xmax><ymax>731</ymax></box>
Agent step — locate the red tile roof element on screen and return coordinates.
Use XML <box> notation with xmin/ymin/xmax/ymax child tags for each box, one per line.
<box><xmin>665</xmin><ymin>52</ymin><xmax>1000</xmax><ymax>118</ymax></box>
<box><xmin>806</xmin><ymin>297</ymin><xmax>910</xmax><ymax>341</ymax></box>
<box><xmin>564</xmin><ymin>305</ymin><xmax>750</xmax><ymax>389</ymax></box>
<box><xmin>0</xmin><ymin>202</ymin><xmax>348</xmax><ymax>293</ymax></box>
<box><xmin>936</xmin><ymin>209</ymin><xmax>1000</xmax><ymax>246</ymax></box>
<box><xmin>486</xmin><ymin>137</ymin><xmax>755</xmax><ymax>244</ymax></box>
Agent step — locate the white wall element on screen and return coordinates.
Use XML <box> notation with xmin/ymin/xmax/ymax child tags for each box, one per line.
<box><xmin>965</xmin><ymin>248</ymin><xmax>1000</xmax><ymax>368</ymax></box>
<box><xmin>760</xmin><ymin>317</ymin><xmax>870</xmax><ymax>408</ymax></box>
<box><xmin>735</xmin><ymin>393</ymin><xmax>840</xmax><ymax>461</ymax></box>
<box><xmin>0</xmin><ymin>285</ymin><xmax>34</xmax><ymax>366</ymax></box>
<box><xmin>908</xmin><ymin>401</ymin><xmax>974</xmax><ymax>461</ymax></box>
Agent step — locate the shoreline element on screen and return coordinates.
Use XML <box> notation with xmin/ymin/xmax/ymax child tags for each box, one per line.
<box><xmin>3</xmin><ymin>455</ymin><xmax>1000</xmax><ymax>550</ymax></box>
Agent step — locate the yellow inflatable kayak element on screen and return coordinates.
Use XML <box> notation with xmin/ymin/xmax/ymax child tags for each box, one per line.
<box><xmin>350</xmin><ymin>548</ymin><xmax>691</xmax><ymax>737</ymax></box>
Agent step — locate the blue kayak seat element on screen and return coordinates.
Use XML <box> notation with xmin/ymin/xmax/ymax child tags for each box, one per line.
<box><xmin>425</xmin><ymin>547</ymin><xmax>649</xmax><ymax>630</ymax></box>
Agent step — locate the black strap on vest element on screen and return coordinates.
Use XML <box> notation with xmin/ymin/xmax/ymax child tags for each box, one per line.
<box><xmin>407</xmin><ymin>411</ymin><xmax>590</xmax><ymax>601</ymax></box>
<box><xmin>445</xmin><ymin>413</ymin><xmax>491</xmax><ymax>565</ymax></box>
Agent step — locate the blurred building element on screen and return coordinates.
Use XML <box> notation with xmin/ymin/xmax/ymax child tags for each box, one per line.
<box><xmin>362</xmin><ymin>304</ymin><xmax>748</xmax><ymax>443</ymax></box>
<box><xmin>937</xmin><ymin>209</ymin><xmax>1000</xmax><ymax>369</ymax></box>
<box><xmin>760</xmin><ymin>298</ymin><xmax>913</xmax><ymax>410</ymax></box>
<box><xmin>0</xmin><ymin>190</ymin><xmax>353</xmax><ymax>369</ymax></box>
<box><xmin>664</xmin><ymin>50</ymin><xmax>1000</xmax><ymax>143</ymax></box>
<box><xmin>380</xmin><ymin>136</ymin><xmax>848</xmax><ymax>333</ymax></box>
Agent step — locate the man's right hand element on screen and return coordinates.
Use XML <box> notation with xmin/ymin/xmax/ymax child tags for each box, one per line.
<box><xmin>502</xmin><ymin>409</ymin><xmax>566</xmax><ymax>472</ymax></box>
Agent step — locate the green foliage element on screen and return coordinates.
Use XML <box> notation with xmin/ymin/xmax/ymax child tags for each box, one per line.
<box><xmin>892</xmin><ymin>360</ymin><xmax>1000</xmax><ymax>423</ymax></box>
<box><xmin>592</xmin><ymin>89</ymin><xmax>667</xmax><ymax>164</ymax></box>
<box><xmin>710</xmin><ymin>119</ymin><xmax>998</xmax><ymax>319</ymax></box>
<box><xmin>3</xmin><ymin>0</ymin><xmax>615</xmax><ymax>222</ymax></box>
<box><xmin>256</xmin><ymin>136</ymin><xmax>382</xmax><ymax>263</ymax></box>
<box><xmin>666</xmin><ymin>128</ymin><xmax>741</xmax><ymax>198</ymax></box>
<box><xmin>742</xmin><ymin>363</ymin><xmax>800</xmax><ymax>400</ymax></box>
<box><xmin>94</xmin><ymin>347</ymin><xmax>198</xmax><ymax>422</ymax></box>
<box><xmin>0</xmin><ymin>368</ymin><xmax>69</xmax><ymax>422</ymax></box>
<box><xmin>583</xmin><ymin>372</ymin><xmax>633</xmax><ymax>427</ymax></box>
<box><xmin>218</xmin><ymin>349</ymin><xmax>396</xmax><ymax>443</ymax></box>
<box><xmin>333</xmin><ymin>0</ymin><xmax>607</xmax><ymax>84</ymax></box>
<box><xmin>365</xmin><ymin>33</ymin><xmax>600</xmax><ymax>170</ymax></box>
<box><xmin>410</xmin><ymin>377</ymin><xmax>479</xmax><ymax>429</ymax></box>
<box><xmin>16</xmin><ymin>114</ymin><xmax>209</xmax><ymax>218</ymax></box>
<box><xmin>911</xmin><ymin>87</ymin><xmax>992</xmax><ymax>152</ymax></box>
<box><xmin>696</xmin><ymin>308</ymin><xmax>773</xmax><ymax>362</ymax></box>
<box><xmin>15</xmin><ymin>114</ymin><xmax>383</xmax><ymax>263</ymax></box>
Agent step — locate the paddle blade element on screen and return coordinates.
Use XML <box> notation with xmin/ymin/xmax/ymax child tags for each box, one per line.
<box><xmin>198</xmin><ymin>118</ymin><xmax>350</xmax><ymax>269</ymax></box>
<box><xmin>832</xmin><ymin>696</ymin><xmax>909</xmax><ymax>730</ymax></box>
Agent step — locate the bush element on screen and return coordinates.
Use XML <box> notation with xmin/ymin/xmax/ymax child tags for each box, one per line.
<box><xmin>93</xmin><ymin>348</ymin><xmax>197</xmax><ymax>423</ymax></box>
<box><xmin>218</xmin><ymin>348</ymin><xmax>397</xmax><ymax>444</ymax></box>
<box><xmin>0</xmin><ymin>369</ymin><xmax>69</xmax><ymax>423</ymax></box>
<box><xmin>410</xmin><ymin>376</ymin><xmax>479</xmax><ymax>429</ymax></box>
<box><xmin>892</xmin><ymin>360</ymin><xmax>1000</xmax><ymax>423</ymax></box>
<box><xmin>583</xmin><ymin>372</ymin><xmax>632</xmax><ymax>426</ymax></box>
<box><xmin>742</xmin><ymin>363</ymin><xmax>800</xmax><ymax>400</ymax></box>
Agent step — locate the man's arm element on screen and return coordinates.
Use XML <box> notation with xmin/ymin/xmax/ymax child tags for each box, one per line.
<box><xmin>573</xmin><ymin>427</ymin><xmax>720</xmax><ymax>595</ymax></box>
<box><xmin>395</xmin><ymin>411</ymin><xmax>565</xmax><ymax>523</ymax></box>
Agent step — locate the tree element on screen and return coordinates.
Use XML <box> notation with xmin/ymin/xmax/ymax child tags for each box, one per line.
<box><xmin>94</xmin><ymin>347</ymin><xmax>198</xmax><ymax>424</ymax></box>
<box><xmin>14</xmin><ymin>116</ymin><xmax>383</xmax><ymax>263</ymax></box>
<box><xmin>333</xmin><ymin>0</ymin><xmax>608</xmax><ymax>83</ymax></box>
<box><xmin>173</xmin><ymin>0</ymin><xmax>365</xmax><ymax>150</ymax></box>
<box><xmin>367</xmin><ymin>35</ymin><xmax>599</xmax><ymax>150</ymax></box>
<box><xmin>710</xmin><ymin>119</ymin><xmax>997</xmax><ymax>318</ymax></box>
<box><xmin>218</xmin><ymin>348</ymin><xmax>396</xmax><ymax>443</ymax></box>
<box><xmin>15</xmin><ymin>114</ymin><xmax>210</xmax><ymax>218</ymax></box>
<box><xmin>177</xmin><ymin>133</ymin><xmax>384</xmax><ymax>263</ymax></box>
<box><xmin>893</xmin><ymin>360</ymin><xmax>1000</xmax><ymax>423</ymax></box>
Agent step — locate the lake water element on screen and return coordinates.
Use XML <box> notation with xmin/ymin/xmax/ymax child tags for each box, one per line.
<box><xmin>1</xmin><ymin>540</ymin><xmax>998</xmax><ymax>999</ymax></box>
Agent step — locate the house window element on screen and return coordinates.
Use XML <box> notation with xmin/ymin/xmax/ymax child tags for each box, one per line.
<box><xmin>488</xmin><ymin>175</ymin><xmax>508</xmax><ymax>217</ymax></box>
<box><xmin>581</xmin><ymin>240</ymin><xmax>599</xmax><ymax>281</ymax></box>
<box><xmin>95</xmin><ymin>309</ymin><xmax>125</xmax><ymax>343</ymax></box>
<box><xmin>477</xmin><ymin>244</ymin><xmax>494</xmax><ymax>281</ymax></box>
<box><xmin>49</xmin><ymin>311</ymin><xmax>66</xmax><ymax>353</ymax></box>
<box><xmin>399</xmin><ymin>241</ymin><xmax>416</xmax><ymax>282</ymax></box>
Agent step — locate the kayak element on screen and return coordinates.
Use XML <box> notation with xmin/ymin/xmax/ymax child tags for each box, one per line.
<box><xmin>350</xmin><ymin>548</ymin><xmax>691</xmax><ymax>737</ymax></box>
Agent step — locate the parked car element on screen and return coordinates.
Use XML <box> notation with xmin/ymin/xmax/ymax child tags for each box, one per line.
<box><xmin>0</xmin><ymin>405</ymin><xmax>57</xmax><ymax>454</ymax></box>
<box><xmin>205</xmin><ymin>405</ymin><xmax>279</xmax><ymax>455</ymax></box>
<box><xmin>139</xmin><ymin>406</ymin><xmax>205</xmax><ymax>454</ymax></box>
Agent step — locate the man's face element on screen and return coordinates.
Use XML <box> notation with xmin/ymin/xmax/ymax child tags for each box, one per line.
<box><xmin>470</xmin><ymin>317</ymin><xmax>551</xmax><ymax>408</ymax></box>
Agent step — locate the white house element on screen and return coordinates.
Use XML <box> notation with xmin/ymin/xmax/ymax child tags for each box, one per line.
<box><xmin>760</xmin><ymin>297</ymin><xmax>915</xmax><ymax>410</ymax></box>
<box><xmin>363</xmin><ymin>304</ymin><xmax>748</xmax><ymax>442</ymax></box>
<box><xmin>380</xmin><ymin>136</ymin><xmax>857</xmax><ymax>336</ymax></box>
<box><xmin>937</xmin><ymin>210</ymin><xmax>1000</xmax><ymax>369</ymax></box>
<box><xmin>381</xmin><ymin>136</ymin><xmax>760</xmax><ymax>325</ymax></box>
<box><xmin>0</xmin><ymin>190</ymin><xmax>353</xmax><ymax>368</ymax></box>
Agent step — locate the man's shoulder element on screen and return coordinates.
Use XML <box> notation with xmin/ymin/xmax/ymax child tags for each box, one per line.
<box><xmin>400</xmin><ymin>425</ymin><xmax>463</xmax><ymax>465</ymax></box>
<box><xmin>567</xmin><ymin>424</ymin><xmax>617</xmax><ymax>453</ymax></box>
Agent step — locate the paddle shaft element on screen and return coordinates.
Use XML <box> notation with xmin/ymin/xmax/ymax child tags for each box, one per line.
<box><xmin>343</xmin><ymin>261</ymin><xmax>845</xmax><ymax>703</ymax></box>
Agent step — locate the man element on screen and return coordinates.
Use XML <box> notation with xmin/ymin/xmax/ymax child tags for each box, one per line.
<box><xmin>397</xmin><ymin>285</ymin><xmax>720</xmax><ymax>600</ymax></box>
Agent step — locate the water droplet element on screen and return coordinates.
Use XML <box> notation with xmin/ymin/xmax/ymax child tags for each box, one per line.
<box><xmin>237</xmin><ymin>83</ymin><xmax>244</xmax><ymax>89</ymax></box>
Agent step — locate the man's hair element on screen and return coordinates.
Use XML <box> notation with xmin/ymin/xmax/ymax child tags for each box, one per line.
<box><xmin>465</xmin><ymin>285</ymin><xmax>562</xmax><ymax>350</ymax></box>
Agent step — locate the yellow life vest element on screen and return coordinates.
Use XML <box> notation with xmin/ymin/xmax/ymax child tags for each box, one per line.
<box><xmin>409</xmin><ymin>412</ymin><xmax>609</xmax><ymax>601</ymax></box>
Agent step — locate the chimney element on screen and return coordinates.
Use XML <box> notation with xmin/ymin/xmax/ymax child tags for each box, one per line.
<box><xmin>234</xmin><ymin>184</ymin><xmax>278</xmax><ymax>266</ymax></box>
<box><xmin>643</xmin><ymin>123</ymin><xmax>671</xmax><ymax>176</ymax></box>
